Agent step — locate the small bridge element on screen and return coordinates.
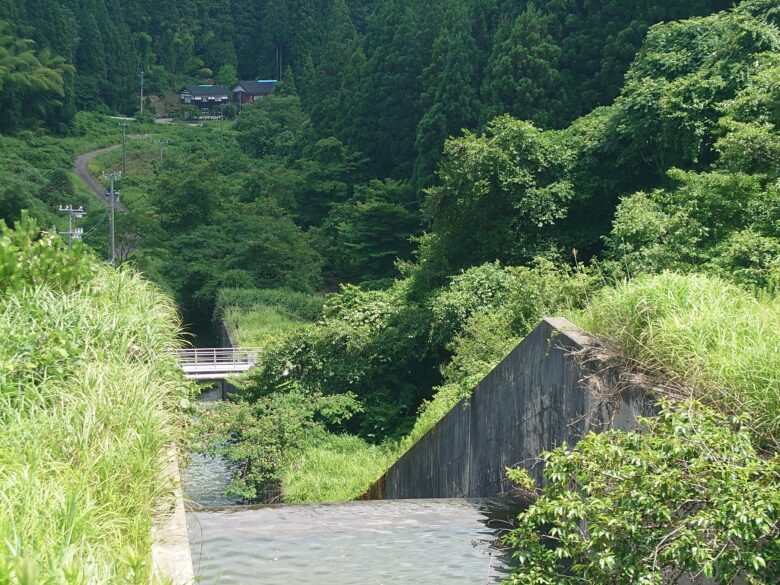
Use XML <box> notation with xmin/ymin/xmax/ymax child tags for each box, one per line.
<box><xmin>174</xmin><ymin>348</ymin><xmax>261</xmax><ymax>380</ymax></box>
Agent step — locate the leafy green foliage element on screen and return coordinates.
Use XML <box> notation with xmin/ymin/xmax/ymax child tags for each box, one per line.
<box><xmin>235</xmin><ymin>83</ymin><xmax>312</xmax><ymax>160</ymax></box>
<box><xmin>194</xmin><ymin>386</ymin><xmax>362</xmax><ymax>500</ymax></box>
<box><xmin>421</xmin><ymin>116</ymin><xmax>574</xmax><ymax>281</ymax></box>
<box><xmin>0</xmin><ymin>212</ymin><xmax>93</xmax><ymax>293</ymax></box>
<box><xmin>0</xmin><ymin>21</ymin><xmax>74</xmax><ymax>133</ymax></box>
<box><xmin>504</xmin><ymin>402</ymin><xmax>779</xmax><ymax>584</ymax></box>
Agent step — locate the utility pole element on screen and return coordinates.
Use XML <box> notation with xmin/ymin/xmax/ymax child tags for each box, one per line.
<box><xmin>139</xmin><ymin>70</ymin><xmax>146</xmax><ymax>117</ymax></box>
<box><xmin>119</xmin><ymin>123</ymin><xmax>128</xmax><ymax>175</ymax></box>
<box><xmin>57</xmin><ymin>205</ymin><xmax>86</xmax><ymax>250</ymax></box>
<box><xmin>156</xmin><ymin>139</ymin><xmax>169</xmax><ymax>171</ymax></box>
<box><xmin>104</xmin><ymin>172</ymin><xmax>121</xmax><ymax>263</ymax></box>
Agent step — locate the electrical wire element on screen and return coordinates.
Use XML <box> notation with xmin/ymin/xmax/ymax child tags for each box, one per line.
<box><xmin>81</xmin><ymin>209</ymin><xmax>109</xmax><ymax>239</ymax></box>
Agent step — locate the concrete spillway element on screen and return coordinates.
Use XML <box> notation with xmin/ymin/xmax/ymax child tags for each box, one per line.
<box><xmin>364</xmin><ymin>317</ymin><xmax>655</xmax><ymax>500</ymax></box>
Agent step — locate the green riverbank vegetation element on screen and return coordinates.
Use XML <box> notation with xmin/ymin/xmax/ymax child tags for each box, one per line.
<box><xmin>1</xmin><ymin>0</ymin><xmax>778</xmax><ymax>582</ymax></box>
<box><xmin>194</xmin><ymin>1</ymin><xmax>779</xmax><ymax>581</ymax></box>
<box><xmin>0</xmin><ymin>216</ymin><xmax>191</xmax><ymax>583</ymax></box>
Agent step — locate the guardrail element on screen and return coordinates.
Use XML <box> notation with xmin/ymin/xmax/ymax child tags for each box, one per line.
<box><xmin>173</xmin><ymin>348</ymin><xmax>261</xmax><ymax>380</ymax></box>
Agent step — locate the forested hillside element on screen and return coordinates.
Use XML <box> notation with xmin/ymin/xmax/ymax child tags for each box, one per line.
<box><xmin>194</xmin><ymin>0</ymin><xmax>780</xmax><ymax>512</ymax></box>
<box><xmin>3</xmin><ymin>1</ymin><xmax>729</xmax><ymax>175</ymax></box>
<box><xmin>2</xmin><ymin>0</ymin><xmax>779</xmax><ymax>582</ymax></box>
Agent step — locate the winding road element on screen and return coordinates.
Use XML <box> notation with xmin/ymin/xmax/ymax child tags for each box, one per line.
<box><xmin>74</xmin><ymin>134</ymin><xmax>149</xmax><ymax>212</ymax></box>
<box><xmin>74</xmin><ymin>145</ymin><xmax>128</xmax><ymax>211</ymax></box>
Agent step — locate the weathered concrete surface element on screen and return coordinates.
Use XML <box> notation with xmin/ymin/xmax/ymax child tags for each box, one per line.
<box><xmin>365</xmin><ymin>317</ymin><xmax>655</xmax><ymax>500</ymax></box>
<box><xmin>152</xmin><ymin>445</ymin><xmax>195</xmax><ymax>584</ymax></box>
<box><xmin>220</xmin><ymin>321</ymin><xmax>241</xmax><ymax>398</ymax></box>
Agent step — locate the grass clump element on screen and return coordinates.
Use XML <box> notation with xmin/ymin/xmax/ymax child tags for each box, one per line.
<box><xmin>215</xmin><ymin>288</ymin><xmax>325</xmax><ymax>323</ymax></box>
<box><xmin>0</xmin><ymin>225</ymin><xmax>189</xmax><ymax>583</ymax></box>
<box><xmin>576</xmin><ymin>272</ymin><xmax>780</xmax><ymax>447</ymax></box>
<box><xmin>280</xmin><ymin>434</ymin><xmax>392</xmax><ymax>503</ymax></box>
<box><xmin>223</xmin><ymin>305</ymin><xmax>303</xmax><ymax>347</ymax></box>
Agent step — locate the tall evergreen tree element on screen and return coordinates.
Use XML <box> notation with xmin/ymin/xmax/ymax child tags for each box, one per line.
<box><xmin>74</xmin><ymin>3</ymin><xmax>107</xmax><ymax>110</ymax></box>
<box><xmin>359</xmin><ymin>0</ymin><xmax>445</xmax><ymax>177</ymax></box>
<box><xmin>482</xmin><ymin>3</ymin><xmax>565</xmax><ymax>127</ymax></box>
<box><xmin>309</xmin><ymin>0</ymin><xmax>360</xmax><ymax>138</ymax></box>
<box><xmin>413</xmin><ymin>3</ymin><xmax>480</xmax><ymax>188</ymax></box>
<box><xmin>197</xmin><ymin>0</ymin><xmax>238</xmax><ymax>73</ymax></box>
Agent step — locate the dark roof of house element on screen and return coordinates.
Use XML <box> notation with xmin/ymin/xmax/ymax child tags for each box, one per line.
<box><xmin>180</xmin><ymin>84</ymin><xmax>231</xmax><ymax>96</ymax></box>
<box><xmin>233</xmin><ymin>80</ymin><xmax>277</xmax><ymax>95</ymax></box>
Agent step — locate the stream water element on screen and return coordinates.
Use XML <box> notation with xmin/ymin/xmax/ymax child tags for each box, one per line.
<box><xmin>182</xmin><ymin>386</ymin><xmax>243</xmax><ymax>508</ymax></box>
<box><xmin>183</xmin><ymin>386</ymin><xmax>519</xmax><ymax>584</ymax></box>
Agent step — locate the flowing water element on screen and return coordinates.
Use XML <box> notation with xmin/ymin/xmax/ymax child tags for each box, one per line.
<box><xmin>187</xmin><ymin>499</ymin><xmax>517</xmax><ymax>584</ymax></box>
<box><xmin>182</xmin><ymin>385</ymin><xmax>244</xmax><ymax>508</ymax></box>
<box><xmin>184</xmin><ymin>386</ymin><xmax>520</xmax><ymax>584</ymax></box>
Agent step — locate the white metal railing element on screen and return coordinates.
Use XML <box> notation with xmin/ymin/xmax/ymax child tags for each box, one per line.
<box><xmin>173</xmin><ymin>348</ymin><xmax>260</xmax><ymax>380</ymax></box>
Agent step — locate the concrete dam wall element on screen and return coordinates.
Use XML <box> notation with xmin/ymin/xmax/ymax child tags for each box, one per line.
<box><xmin>365</xmin><ymin>317</ymin><xmax>656</xmax><ymax>500</ymax></box>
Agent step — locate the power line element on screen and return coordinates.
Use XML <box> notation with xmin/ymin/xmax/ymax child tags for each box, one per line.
<box><xmin>81</xmin><ymin>209</ymin><xmax>109</xmax><ymax>239</ymax></box>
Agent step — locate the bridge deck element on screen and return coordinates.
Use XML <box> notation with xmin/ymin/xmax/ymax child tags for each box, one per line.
<box><xmin>174</xmin><ymin>348</ymin><xmax>260</xmax><ymax>381</ymax></box>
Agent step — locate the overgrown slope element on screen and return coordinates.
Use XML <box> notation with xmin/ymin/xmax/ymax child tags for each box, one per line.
<box><xmin>0</xmin><ymin>217</ymin><xmax>190</xmax><ymax>583</ymax></box>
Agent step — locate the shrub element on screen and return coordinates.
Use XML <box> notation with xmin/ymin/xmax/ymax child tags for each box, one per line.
<box><xmin>504</xmin><ymin>402</ymin><xmax>779</xmax><ymax>584</ymax></box>
<box><xmin>0</xmin><ymin>212</ymin><xmax>94</xmax><ymax>292</ymax></box>
<box><xmin>194</xmin><ymin>386</ymin><xmax>362</xmax><ymax>500</ymax></box>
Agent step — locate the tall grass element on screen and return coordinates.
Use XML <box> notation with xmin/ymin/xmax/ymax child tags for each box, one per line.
<box><xmin>223</xmin><ymin>305</ymin><xmax>302</xmax><ymax>347</ymax></box>
<box><xmin>280</xmin><ymin>435</ymin><xmax>392</xmax><ymax>503</ymax></box>
<box><xmin>576</xmin><ymin>272</ymin><xmax>780</xmax><ymax>448</ymax></box>
<box><xmin>0</xmin><ymin>265</ymin><xmax>189</xmax><ymax>583</ymax></box>
<box><xmin>215</xmin><ymin>288</ymin><xmax>325</xmax><ymax>324</ymax></box>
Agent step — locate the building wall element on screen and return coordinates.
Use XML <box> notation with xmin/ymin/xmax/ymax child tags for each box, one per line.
<box><xmin>364</xmin><ymin>318</ymin><xmax>656</xmax><ymax>500</ymax></box>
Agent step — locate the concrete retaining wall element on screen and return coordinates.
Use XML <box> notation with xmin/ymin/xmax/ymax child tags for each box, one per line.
<box><xmin>152</xmin><ymin>445</ymin><xmax>195</xmax><ymax>584</ymax></box>
<box><xmin>220</xmin><ymin>321</ymin><xmax>241</xmax><ymax>399</ymax></box>
<box><xmin>365</xmin><ymin>317</ymin><xmax>655</xmax><ymax>500</ymax></box>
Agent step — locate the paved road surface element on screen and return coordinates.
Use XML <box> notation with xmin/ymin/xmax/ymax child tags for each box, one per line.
<box><xmin>74</xmin><ymin>145</ymin><xmax>123</xmax><ymax>207</ymax></box>
<box><xmin>73</xmin><ymin>136</ymin><xmax>148</xmax><ymax>212</ymax></box>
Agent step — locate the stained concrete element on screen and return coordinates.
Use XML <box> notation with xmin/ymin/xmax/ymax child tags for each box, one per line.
<box><xmin>151</xmin><ymin>445</ymin><xmax>195</xmax><ymax>584</ymax></box>
<box><xmin>366</xmin><ymin>318</ymin><xmax>656</xmax><ymax>500</ymax></box>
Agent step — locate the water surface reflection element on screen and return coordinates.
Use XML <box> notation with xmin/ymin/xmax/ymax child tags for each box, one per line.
<box><xmin>187</xmin><ymin>498</ymin><xmax>518</xmax><ymax>584</ymax></box>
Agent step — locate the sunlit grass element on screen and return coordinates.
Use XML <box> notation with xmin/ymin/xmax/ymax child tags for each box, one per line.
<box><xmin>224</xmin><ymin>305</ymin><xmax>303</xmax><ymax>347</ymax></box>
<box><xmin>0</xmin><ymin>265</ymin><xmax>189</xmax><ymax>583</ymax></box>
<box><xmin>280</xmin><ymin>434</ymin><xmax>393</xmax><ymax>503</ymax></box>
<box><xmin>574</xmin><ymin>272</ymin><xmax>780</xmax><ymax>448</ymax></box>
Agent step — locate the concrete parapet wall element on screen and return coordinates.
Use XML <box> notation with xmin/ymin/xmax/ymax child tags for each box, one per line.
<box><xmin>365</xmin><ymin>317</ymin><xmax>655</xmax><ymax>500</ymax></box>
<box><xmin>220</xmin><ymin>321</ymin><xmax>241</xmax><ymax>399</ymax></box>
<box><xmin>152</xmin><ymin>445</ymin><xmax>195</xmax><ymax>584</ymax></box>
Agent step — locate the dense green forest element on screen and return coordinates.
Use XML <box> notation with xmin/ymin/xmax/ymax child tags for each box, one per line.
<box><xmin>1</xmin><ymin>0</ymin><xmax>779</xmax><ymax>582</ymax></box>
